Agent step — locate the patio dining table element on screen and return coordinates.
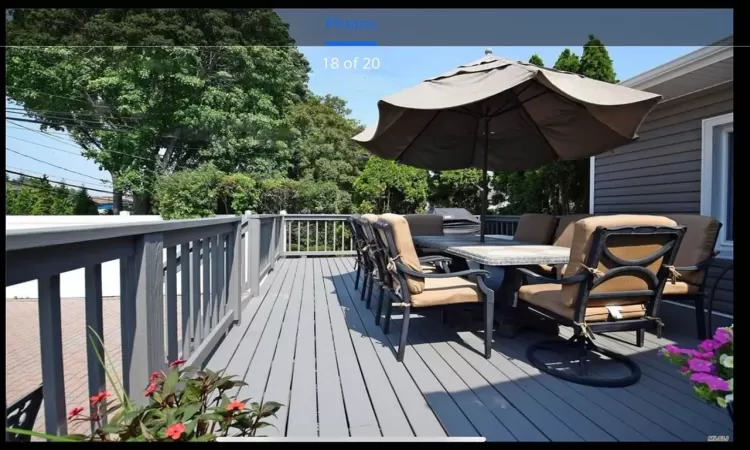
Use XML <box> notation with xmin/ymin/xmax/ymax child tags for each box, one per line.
<box><xmin>412</xmin><ymin>234</ymin><xmax>570</xmax><ymax>336</ymax></box>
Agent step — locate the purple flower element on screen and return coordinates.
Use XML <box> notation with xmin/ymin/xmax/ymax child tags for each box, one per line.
<box><xmin>680</xmin><ymin>365</ymin><xmax>690</xmax><ymax>374</ymax></box>
<box><xmin>690</xmin><ymin>373</ymin><xmax>730</xmax><ymax>392</ymax></box>
<box><xmin>664</xmin><ymin>345</ymin><xmax>682</xmax><ymax>354</ymax></box>
<box><xmin>698</xmin><ymin>339</ymin><xmax>722</xmax><ymax>353</ymax></box>
<box><xmin>696</xmin><ymin>351</ymin><xmax>715</xmax><ymax>359</ymax></box>
<box><xmin>688</xmin><ymin>358</ymin><xmax>715</xmax><ymax>373</ymax></box>
<box><xmin>714</xmin><ymin>328</ymin><xmax>733</xmax><ymax>345</ymax></box>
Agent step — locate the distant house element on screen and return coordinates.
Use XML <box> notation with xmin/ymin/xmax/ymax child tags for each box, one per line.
<box><xmin>590</xmin><ymin>37</ymin><xmax>733</xmax><ymax>333</ymax></box>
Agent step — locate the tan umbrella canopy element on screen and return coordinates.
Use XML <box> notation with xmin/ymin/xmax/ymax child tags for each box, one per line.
<box><xmin>353</xmin><ymin>49</ymin><xmax>662</xmax><ymax>241</ymax></box>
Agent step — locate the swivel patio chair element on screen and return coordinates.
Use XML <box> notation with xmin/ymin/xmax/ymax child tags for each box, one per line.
<box><xmin>375</xmin><ymin>213</ymin><xmax>495</xmax><ymax>362</ymax></box>
<box><xmin>516</xmin><ymin>215</ymin><xmax>685</xmax><ymax>387</ymax></box>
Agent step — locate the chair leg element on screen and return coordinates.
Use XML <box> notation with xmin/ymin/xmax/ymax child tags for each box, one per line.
<box><xmin>636</xmin><ymin>329</ymin><xmax>645</xmax><ymax>347</ymax></box>
<box><xmin>384</xmin><ymin>297</ymin><xmax>394</xmax><ymax>334</ymax></box>
<box><xmin>694</xmin><ymin>295</ymin><xmax>707</xmax><ymax>340</ymax></box>
<box><xmin>397</xmin><ymin>305</ymin><xmax>412</xmax><ymax>362</ymax></box>
<box><xmin>361</xmin><ymin>273</ymin><xmax>369</xmax><ymax>302</ymax></box>
<box><xmin>375</xmin><ymin>288</ymin><xmax>386</xmax><ymax>325</ymax></box>
<box><xmin>354</xmin><ymin>264</ymin><xmax>361</xmax><ymax>290</ymax></box>
<box><xmin>484</xmin><ymin>299</ymin><xmax>494</xmax><ymax>359</ymax></box>
<box><xmin>366</xmin><ymin>279</ymin><xmax>375</xmax><ymax>309</ymax></box>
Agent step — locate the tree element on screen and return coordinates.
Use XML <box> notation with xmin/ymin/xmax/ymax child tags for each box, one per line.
<box><xmin>428</xmin><ymin>169</ymin><xmax>483</xmax><ymax>214</ymax></box>
<box><xmin>492</xmin><ymin>35</ymin><xmax>618</xmax><ymax>215</ymax></box>
<box><xmin>6</xmin><ymin>9</ymin><xmax>311</xmax><ymax>213</ymax></box>
<box><xmin>528</xmin><ymin>54</ymin><xmax>544</xmax><ymax>66</ymax></box>
<box><xmin>297</xmin><ymin>180</ymin><xmax>353</xmax><ymax>214</ymax></box>
<box><xmin>288</xmin><ymin>94</ymin><xmax>367</xmax><ymax>192</ymax></box>
<box><xmin>153</xmin><ymin>163</ymin><xmax>223</xmax><ymax>220</ymax></box>
<box><xmin>6</xmin><ymin>176</ymin><xmax>99</xmax><ymax>215</ymax></box>
<box><xmin>256</xmin><ymin>178</ymin><xmax>301</xmax><ymax>214</ymax></box>
<box><xmin>353</xmin><ymin>157</ymin><xmax>429</xmax><ymax>214</ymax></box>
<box><xmin>217</xmin><ymin>173</ymin><xmax>260</xmax><ymax>215</ymax></box>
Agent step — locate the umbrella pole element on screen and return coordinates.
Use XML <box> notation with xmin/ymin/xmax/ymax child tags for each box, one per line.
<box><xmin>480</xmin><ymin>118</ymin><xmax>489</xmax><ymax>243</ymax></box>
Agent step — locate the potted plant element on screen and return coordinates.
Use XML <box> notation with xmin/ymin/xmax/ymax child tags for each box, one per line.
<box><xmin>7</xmin><ymin>329</ymin><xmax>282</xmax><ymax>442</ymax></box>
<box><xmin>661</xmin><ymin>324</ymin><xmax>733</xmax><ymax>423</ymax></box>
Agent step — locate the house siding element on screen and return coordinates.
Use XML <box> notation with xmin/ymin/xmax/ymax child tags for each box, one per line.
<box><xmin>593</xmin><ymin>81</ymin><xmax>733</xmax><ymax>315</ymax></box>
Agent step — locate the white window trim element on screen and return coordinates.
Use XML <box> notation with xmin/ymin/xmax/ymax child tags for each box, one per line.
<box><xmin>700</xmin><ymin>112</ymin><xmax>733</xmax><ymax>260</ymax></box>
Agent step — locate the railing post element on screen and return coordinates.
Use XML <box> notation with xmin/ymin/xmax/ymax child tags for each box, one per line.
<box><xmin>269</xmin><ymin>216</ymin><xmax>277</xmax><ymax>270</ymax></box>
<box><xmin>248</xmin><ymin>216</ymin><xmax>261</xmax><ymax>297</ymax></box>
<box><xmin>281</xmin><ymin>216</ymin><xmax>287</xmax><ymax>256</ymax></box>
<box><xmin>127</xmin><ymin>232</ymin><xmax>166</xmax><ymax>405</ymax></box>
<box><xmin>38</xmin><ymin>275</ymin><xmax>67</xmax><ymax>436</ymax></box>
<box><xmin>84</xmin><ymin>264</ymin><xmax>106</xmax><ymax>431</ymax></box>
<box><xmin>229</xmin><ymin>219</ymin><xmax>242</xmax><ymax>322</ymax></box>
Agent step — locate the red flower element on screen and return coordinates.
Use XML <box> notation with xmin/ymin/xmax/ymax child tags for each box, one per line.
<box><xmin>166</xmin><ymin>422</ymin><xmax>186</xmax><ymax>440</ymax></box>
<box><xmin>226</xmin><ymin>399</ymin><xmax>246</xmax><ymax>412</ymax></box>
<box><xmin>149</xmin><ymin>371</ymin><xmax>162</xmax><ymax>383</ymax></box>
<box><xmin>68</xmin><ymin>406</ymin><xmax>84</xmax><ymax>420</ymax></box>
<box><xmin>144</xmin><ymin>382</ymin><xmax>158</xmax><ymax>397</ymax></box>
<box><xmin>90</xmin><ymin>390</ymin><xmax>110</xmax><ymax>405</ymax></box>
<box><xmin>169</xmin><ymin>359</ymin><xmax>187</xmax><ymax>368</ymax></box>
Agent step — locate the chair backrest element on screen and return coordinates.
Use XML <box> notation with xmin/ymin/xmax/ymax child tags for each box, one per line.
<box><xmin>513</xmin><ymin>214</ymin><xmax>558</xmax><ymax>244</ymax></box>
<box><xmin>358</xmin><ymin>214</ymin><xmax>380</xmax><ymax>268</ymax></box>
<box><xmin>553</xmin><ymin>214</ymin><xmax>592</xmax><ymax>247</ymax></box>
<box><xmin>664</xmin><ymin>214</ymin><xmax>722</xmax><ymax>286</ymax></box>
<box><xmin>6</xmin><ymin>384</ymin><xmax>43</xmax><ymax>442</ymax></box>
<box><xmin>376</xmin><ymin>213</ymin><xmax>425</xmax><ymax>294</ymax></box>
<box><xmin>348</xmin><ymin>216</ymin><xmax>367</xmax><ymax>262</ymax></box>
<box><xmin>560</xmin><ymin>215</ymin><xmax>685</xmax><ymax>318</ymax></box>
<box><xmin>403</xmin><ymin>214</ymin><xmax>444</xmax><ymax>236</ymax></box>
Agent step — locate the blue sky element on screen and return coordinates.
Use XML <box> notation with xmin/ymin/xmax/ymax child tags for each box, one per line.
<box><xmin>6</xmin><ymin>45</ymin><xmax>698</xmax><ymax>191</ymax></box>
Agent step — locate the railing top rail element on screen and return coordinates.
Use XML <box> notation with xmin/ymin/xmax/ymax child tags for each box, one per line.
<box><xmin>244</xmin><ymin>214</ymin><xmax>285</xmax><ymax>219</ymax></box>
<box><xmin>281</xmin><ymin>214</ymin><xmax>354</xmax><ymax>218</ymax></box>
<box><xmin>6</xmin><ymin>216</ymin><xmax>242</xmax><ymax>251</ymax></box>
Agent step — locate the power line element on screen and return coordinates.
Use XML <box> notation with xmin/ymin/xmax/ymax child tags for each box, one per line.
<box><xmin>5</xmin><ymin>147</ymin><xmax>110</xmax><ymax>184</ymax></box>
<box><xmin>5</xmin><ymin>165</ymin><xmax>112</xmax><ymax>190</ymax></box>
<box><xmin>6</xmin><ymin>170</ymin><xmax>114</xmax><ymax>194</ymax></box>
<box><xmin>6</xmin><ymin>121</ymin><xmax>85</xmax><ymax>150</ymax></box>
<box><xmin>6</xmin><ymin>116</ymin><xmax>137</xmax><ymax>133</ymax></box>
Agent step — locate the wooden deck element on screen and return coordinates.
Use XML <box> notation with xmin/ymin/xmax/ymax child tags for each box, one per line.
<box><xmin>205</xmin><ymin>257</ymin><xmax>733</xmax><ymax>441</ymax></box>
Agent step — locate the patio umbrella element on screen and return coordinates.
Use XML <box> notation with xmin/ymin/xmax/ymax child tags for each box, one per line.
<box><xmin>353</xmin><ymin>49</ymin><xmax>662</xmax><ymax>242</ymax></box>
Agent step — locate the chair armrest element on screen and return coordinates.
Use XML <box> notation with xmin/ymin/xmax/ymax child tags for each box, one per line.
<box><xmin>395</xmin><ymin>262</ymin><xmax>489</xmax><ymax>280</ymax></box>
<box><xmin>418</xmin><ymin>255</ymin><xmax>453</xmax><ymax>264</ymax></box>
<box><xmin>516</xmin><ymin>267</ymin><xmax>589</xmax><ymax>285</ymax></box>
<box><xmin>673</xmin><ymin>256</ymin><xmax>715</xmax><ymax>272</ymax></box>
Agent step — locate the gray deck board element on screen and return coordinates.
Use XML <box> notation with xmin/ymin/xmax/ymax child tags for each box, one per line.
<box><xmin>331</xmin><ymin>258</ymin><xmax>480</xmax><ymax>438</ymax></box>
<box><xmin>261</xmin><ymin>249</ymin><xmax>309</xmax><ymax>437</ymax></box>
<box><xmin>286</xmin><ymin>259</ymin><xmax>319</xmax><ymax>436</ymax></box>
<box><xmin>207</xmin><ymin>257</ymin><xmax>732</xmax><ymax>442</ymax></box>
<box><xmin>312</xmin><ymin>259</ymin><xmax>349</xmax><ymax>436</ymax></box>
<box><xmin>205</xmin><ymin>258</ymin><xmax>289</xmax><ymax>372</ymax></box>
<box><xmin>324</xmin><ymin>258</ymin><xmax>436</xmax><ymax>437</ymax></box>
<box><xmin>318</xmin><ymin>258</ymin><xmax>381</xmax><ymax>437</ymax></box>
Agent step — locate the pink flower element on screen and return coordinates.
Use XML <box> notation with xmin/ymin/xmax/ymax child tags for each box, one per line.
<box><xmin>688</xmin><ymin>358</ymin><xmax>714</xmax><ymax>373</ymax></box>
<box><xmin>169</xmin><ymin>359</ymin><xmax>187</xmax><ymax>368</ymax></box>
<box><xmin>695</xmin><ymin>351</ymin><xmax>715</xmax><ymax>359</ymax></box>
<box><xmin>698</xmin><ymin>339</ymin><xmax>722</xmax><ymax>353</ymax></box>
<box><xmin>166</xmin><ymin>422</ymin><xmax>186</xmax><ymax>440</ymax></box>
<box><xmin>144</xmin><ymin>382</ymin><xmax>158</xmax><ymax>397</ymax></box>
<box><xmin>714</xmin><ymin>328</ymin><xmax>733</xmax><ymax>345</ymax></box>
<box><xmin>664</xmin><ymin>345</ymin><xmax>683</xmax><ymax>354</ymax></box>
<box><xmin>690</xmin><ymin>373</ymin><xmax>730</xmax><ymax>391</ymax></box>
<box><xmin>680</xmin><ymin>365</ymin><xmax>690</xmax><ymax>374</ymax></box>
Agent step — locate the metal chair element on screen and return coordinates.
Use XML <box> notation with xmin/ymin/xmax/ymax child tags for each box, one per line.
<box><xmin>375</xmin><ymin>213</ymin><xmax>495</xmax><ymax>362</ymax></box>
<box><xmin>347</xmin><ymin>216</ymin><xmax>368</xmax><ymax>291</ymax></box>
<box><xmin>6</xmin><ymin>384</ymin><xmax>44</xmax><ymax>442</ymax></box>
<box><xmin>516</xmin><ymin>215</ymin><xmax>685</xmax><ymax>387</ymax></box>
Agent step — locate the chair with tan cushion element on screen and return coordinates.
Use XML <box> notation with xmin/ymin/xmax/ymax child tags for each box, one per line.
<box><xmin>538</xmin><ymin>214</ymin><xmax>592</xmax><ymax>276</ymax></box>
<box><xmin>662</xmin><ymin>214</ymin><xmax>722</xmax><ymax>339</ymax></box>
<box><xmin>374</xmin><ymin>213</ymin><xmax>495</xmax><ymax>362</ymax></box>
<box><xmin>358</xmin><ymin>215</ymin><xmax>453</xmax><ymax>315</ymax></box>
<box><xmin>516</xmin><ymin>215</ymin><xmax>685</xmax><ymax>387</ymax></box>
<box><xmin>513</xmin><ymin>214</ymin><xmax>558</xmax><ymax>244</ymax></box>
<box><xmin>348</xmin><ymin>216</ymin><xmax>370</xmax><ymax>292</ymax></box>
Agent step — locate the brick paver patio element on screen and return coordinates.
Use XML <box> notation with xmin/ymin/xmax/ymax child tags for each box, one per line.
<box><xmin>6</xmin><ymin>297</ymin><xmax>184</xmax><ymax>437</ymax></box>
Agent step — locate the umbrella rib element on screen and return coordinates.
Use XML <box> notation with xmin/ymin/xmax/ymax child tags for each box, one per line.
<box><xmin>394</xmin><ymin>110</ymin><xmax>441</xmax><ymax>163</ymax></box>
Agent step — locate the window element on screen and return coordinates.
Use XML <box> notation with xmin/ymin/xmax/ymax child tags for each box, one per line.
<box><xmin>700</xmin><ymin>113</ymin><xmax>733</xmax><ymax>259</ymax></box>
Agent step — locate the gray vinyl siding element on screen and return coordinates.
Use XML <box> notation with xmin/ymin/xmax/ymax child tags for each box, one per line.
<box><xmin>593</xmin><ymin>81</ymin><xmax>733</xmax><ymax>315</ymax></box>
